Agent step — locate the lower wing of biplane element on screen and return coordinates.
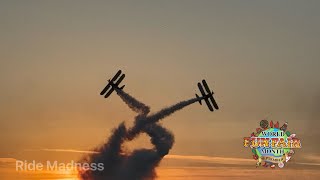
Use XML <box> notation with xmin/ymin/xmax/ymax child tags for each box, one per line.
<box><xmin>100</xmin><ymin>70</ymin><xmax>125</xmax><ymax>98</ymax></box>
<box><xmin>195</xmin><ymin>79</ymin><xmax>219</xmax><ymax>112</ymax></box>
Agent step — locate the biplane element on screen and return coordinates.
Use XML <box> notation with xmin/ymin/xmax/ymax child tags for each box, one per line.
<box><xmin>196</xmin><ymin>79</ymin><xmax>219</xmax><ymax>112</ymax></box>
<box><xmin>100</xmin><ymin>70</ymin><xmax>125</xmax><ymax>98</ymax></box>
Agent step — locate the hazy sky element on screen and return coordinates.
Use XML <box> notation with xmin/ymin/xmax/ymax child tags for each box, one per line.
<box><xmin>1</xmin><ymin>0</ymin><xmax>320</xmax><ymax>164</ymax></box>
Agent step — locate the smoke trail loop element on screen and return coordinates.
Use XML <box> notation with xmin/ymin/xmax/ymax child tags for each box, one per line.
<box><xmin>80</xmin><ymin>90</ymin><xmax>200</xmax><ymax>180</ymax></box>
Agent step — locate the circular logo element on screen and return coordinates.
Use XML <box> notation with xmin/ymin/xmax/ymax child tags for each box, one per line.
<box><xmin>243</xmin><ymin>120</ymin><xmax>301</xmax><ymax>169</ymax></box>
<box><xmin>255</xmin><ymin>128</ymin><xmax>290</xmax><ymax>160</ymax></box>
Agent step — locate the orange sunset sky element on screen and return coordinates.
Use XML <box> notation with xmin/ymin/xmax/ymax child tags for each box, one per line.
<box><xmin>1</xmin><ymin>0</ymin><xmax>320</xmax><ymax>179</ymax></box>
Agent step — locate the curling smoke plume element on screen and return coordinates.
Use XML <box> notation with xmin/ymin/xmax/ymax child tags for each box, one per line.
<box><xmin>79</xmin><ymin>89</ymin><xmax>201</xmax><ymax>180</ymax></box>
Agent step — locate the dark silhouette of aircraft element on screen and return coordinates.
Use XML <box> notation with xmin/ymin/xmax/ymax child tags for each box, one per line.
<box><xmin>196</xmin><ymin>79</ymin><xmax>219</xmax><ymax>112</ymax></box>
<box><xmin>100</xmin><ymin>71</ymin><xmax>218</xmax><ymax>112</ymax></box>
<box><xmin>100</xmin><ymin>70</ymin><xmax>125</xmax><ymax>98</ymax></box>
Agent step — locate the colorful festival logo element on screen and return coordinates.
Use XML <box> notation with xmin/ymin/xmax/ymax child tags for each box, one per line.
<box><xmin>243</xmin><ymin>120</ymin><xmax>301</xmax><ymax>168</ymax></box>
